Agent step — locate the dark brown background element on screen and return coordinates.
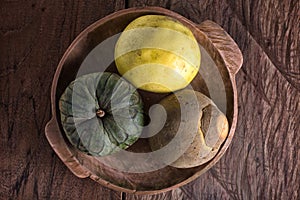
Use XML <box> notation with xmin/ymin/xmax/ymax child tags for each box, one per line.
<box><xmin>1</xmin><ymin>0</ymin><xmax>299</xmax><ymax>199</ymax></box>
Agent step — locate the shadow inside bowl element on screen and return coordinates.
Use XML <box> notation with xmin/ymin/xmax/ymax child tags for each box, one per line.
<box><xmin>53</xmin><ymin>8</ymin><xmax>235</xmax><ymax>193</ymax></box>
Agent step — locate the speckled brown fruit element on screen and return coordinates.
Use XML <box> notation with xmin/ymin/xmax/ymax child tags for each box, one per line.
<box><xmin>149</xmin><ymin>89</ymin><xmax>228</xmax><ymax>168</ymax></box>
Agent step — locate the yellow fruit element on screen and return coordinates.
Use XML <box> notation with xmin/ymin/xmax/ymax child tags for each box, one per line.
<box><xmin>115</xmin><ymin>15</ymin><xmax>201</xmax><ymax>93</ymax></box>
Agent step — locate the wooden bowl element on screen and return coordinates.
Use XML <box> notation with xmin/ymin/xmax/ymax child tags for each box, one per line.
<box><xmin>45</xmin><ymin>7</ymin><xmax>243</xmax><ymax>194</ymax></box>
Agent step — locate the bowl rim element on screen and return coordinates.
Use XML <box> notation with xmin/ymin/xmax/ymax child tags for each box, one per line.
<box><xmin>47</xmin><ymin>6</ymin><xmax>241</xmax><ymax>195</ymax></box>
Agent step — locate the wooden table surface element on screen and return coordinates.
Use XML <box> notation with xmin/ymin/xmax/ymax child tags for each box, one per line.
<box><xmin>1</xmin><ymin>0</ymin><xmax>299</xmax><ymax>199</ymax></box>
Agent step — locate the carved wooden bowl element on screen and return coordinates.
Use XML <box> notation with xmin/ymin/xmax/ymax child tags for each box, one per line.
<box><xmin>45</xmin><ymin>7</ymin><xmax>243</xmax><ymax>194</ymax></box>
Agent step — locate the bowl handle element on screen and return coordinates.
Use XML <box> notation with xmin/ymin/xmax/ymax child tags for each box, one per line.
<box><xmin>197</xmin><ymin>20</ymin><xmax>243</xmax><ymax>76</ymax></box>
<box><xmin>45</xmin><ymin>117</ymin><xmax>90</xmax><ymax>178</ymax></box>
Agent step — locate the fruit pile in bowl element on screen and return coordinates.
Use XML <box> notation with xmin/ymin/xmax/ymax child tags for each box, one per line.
<box><xmin>45</xmin><ymin>7</ymin><xmax>243</xmax><ymax>194</ymax></box>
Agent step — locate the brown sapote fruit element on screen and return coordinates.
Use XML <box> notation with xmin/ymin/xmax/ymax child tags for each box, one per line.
<box><xmin>148</xmin><ymin>89</ymin><xmax>228</xmax><ymax>168</ymax></box>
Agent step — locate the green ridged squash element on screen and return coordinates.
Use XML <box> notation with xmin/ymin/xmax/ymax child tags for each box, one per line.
<box><xmin>59</xmin><ymin>72</ymin><xmax>144</xmax><ymax>156</ymax></box>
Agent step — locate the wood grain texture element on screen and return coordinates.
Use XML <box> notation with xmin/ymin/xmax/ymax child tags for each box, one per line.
<box><xmin>1</xmin><ymin>0</ymin><xmax>299</xmax><ymax>200</ymax></box>
<box><xmin>126</xmin><ymin>0</ymin><xmax>300</xmax><ymax>199</ymax></box>
<box><xmin>0</xmin><ymin>1</ymin><xmax>124</xmax><ymax>199</ymax></box>
<box><xmin>228</xmin><ymin>0</ymin><xmax>300</xmax><ymax>90</ymax></box>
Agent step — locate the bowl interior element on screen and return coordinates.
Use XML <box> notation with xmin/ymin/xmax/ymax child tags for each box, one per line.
<box><xmin>54</xmin><ymin>8</ymin><xmax>234</xmax><ymax>193</ymax></box>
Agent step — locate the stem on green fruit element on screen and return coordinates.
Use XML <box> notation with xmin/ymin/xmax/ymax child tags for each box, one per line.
<box><xmin>96</xmin><ymin>109</ymin><xmax>105</xmax><ymax>118</ymax></box>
